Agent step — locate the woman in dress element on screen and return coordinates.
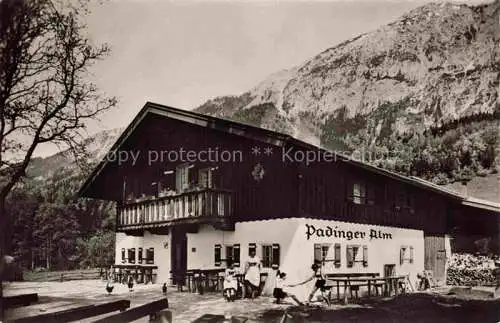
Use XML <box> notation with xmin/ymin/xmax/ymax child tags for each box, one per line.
<box><xmin>244</xmin><ymin>249</ymin><xmax>261</xmax><ymax>299</ymax></box>
<box><xmin>223</xmin><ymin>264</ymin><xmax>238</xmax><ymax>301</ymax></box>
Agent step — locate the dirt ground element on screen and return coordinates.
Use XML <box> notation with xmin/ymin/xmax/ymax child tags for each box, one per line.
<box><xmin>4</xmin><ymin>280</ymin><xmax>500</xmax><ymax>322</ymax></box>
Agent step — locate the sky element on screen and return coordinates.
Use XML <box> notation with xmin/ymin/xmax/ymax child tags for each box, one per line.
<box><xmin>33</xmin><ymin>0</ymin><xmax>484</xmax><ymax>157</ymax></box>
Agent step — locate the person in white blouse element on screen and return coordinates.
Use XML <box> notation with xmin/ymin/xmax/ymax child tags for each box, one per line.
<box><xmin>244</xmin><ymin>249</ymin><xmax>261</xmax><ymax>298</ymax></box>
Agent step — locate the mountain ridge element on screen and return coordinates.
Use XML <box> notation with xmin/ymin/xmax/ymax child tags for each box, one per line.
<box><xmin>21</xmin><ymin>1</ymin><xmax>500</xmax><ymax>200</ymax></box>
<box><xmin>196</xmin><ymin>1</ymin><xmax>499</xmax><ymax>143</ymax></box>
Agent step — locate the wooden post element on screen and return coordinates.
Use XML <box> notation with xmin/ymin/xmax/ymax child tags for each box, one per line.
<box><xmin>343</xmin><ymin>280</ymin><xmax>349</xmax><ymax>304</ymax></box>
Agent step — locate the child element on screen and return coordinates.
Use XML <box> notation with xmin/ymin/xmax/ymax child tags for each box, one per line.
<box><xmin>288</xmin><ymin>261</ymin><xmax>330</xmax><ymax>306</ymax></box>
<box><xmin>223</xmin><ymin>264</ymin><xmax>238</xmax><ymax>302</ymax></box>
<box><xmin>273</xmin><ymin>271</ymin><xmax>303</xmax><ymax>305</ymax></box>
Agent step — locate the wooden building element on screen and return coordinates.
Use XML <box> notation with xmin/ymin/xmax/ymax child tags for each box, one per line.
<box><xmin>79</xmin><ymin>102</ymin><xmax>499</xmax><ymax>298</ymax></box>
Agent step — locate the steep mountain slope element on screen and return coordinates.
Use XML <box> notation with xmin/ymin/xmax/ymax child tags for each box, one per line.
<box><xmin>26</xmin><ymin>128</ymin><xmax>124</xmax><ymax>181</ymax></box>
<box><xmin>196</xmin><ymin>1</ymin><xmax>499</xmax><ymax>147</ymax></box>
<box><xmin>20</xmin><ymin>2</ymin><xmax>500</xmax><ymax>191</ymax></box>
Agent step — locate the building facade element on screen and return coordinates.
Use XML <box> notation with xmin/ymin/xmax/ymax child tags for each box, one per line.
<box><xmin>79</xmin><ymin>102</ymin><xmax>499</xmax><ymax>298</ymax></box>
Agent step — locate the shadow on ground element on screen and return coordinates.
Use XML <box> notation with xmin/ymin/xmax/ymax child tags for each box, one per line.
<box><xmin>256</xmin><ymin>293</ymin><xmax>500</xmax><ymax>323</ymax></box>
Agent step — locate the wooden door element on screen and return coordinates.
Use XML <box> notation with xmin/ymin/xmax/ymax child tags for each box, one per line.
<box><xmin>424</xmin><ymin>235</ymin><xmax>446</xmax><ymax>285</ymax></box>
<box><xmin>171</xmin><ymin>227</ymin><xmax>187</xmax><ymax>285</ymax></box>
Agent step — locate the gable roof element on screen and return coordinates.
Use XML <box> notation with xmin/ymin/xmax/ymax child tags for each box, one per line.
<box><xmin>79</xmin><ymin>101</ymin><xmax>468</xmax><ymax>202</ymax></box>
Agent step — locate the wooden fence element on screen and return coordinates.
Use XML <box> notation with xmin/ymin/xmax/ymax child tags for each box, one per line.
<box><xmin>23</xmin><ymin>268</ymin><xmax>105</xmax><ymax>282</ymax></box>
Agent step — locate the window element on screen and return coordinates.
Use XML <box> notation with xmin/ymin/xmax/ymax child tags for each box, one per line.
<box><xmin>352</xmin><ymin>183</ymin><xmax>366</xmax><ymax>205</ymax></box>
<box><xmin>395</xmin><ymin>187</ymin><xmax>415</xmax><ymax>213</ymax></box>
<box><xmin>146</xmin><ymin>248</ymin><xmax>154</xmax><ymax>264</ymax></box>
<box><xmin>214</xmin><ymin>244</ymin><xmax>221</xmax><ymax>266</ymax></box>
<box><xmin>262</xmin><ymin>245</ymin><xmax>272</xmax><ymax>268</ymax></box>
<box><xmin>138</xmin><ymin>248</ymin><xmax>143</xmax><ymax>264</ymax></box>
<box><xmin>121</xmin><ymin>248</ymin><xmax>125</xmax><ymax>263</ymax></box>
<box><xmin>348</xmin><ymin>181</ymin><xmax>375</xmax><ymax>205</ymax></box>
<box><xmin>314</xmin><ymin>244</ymin><xmax>330</xmax><ymax>263</ymax></box>
<box><xmin>128</xmin><ymin>248</ymin><xmax>136</xmax><ymax>264</ymax></box>
<box><xmin>198</xmin><ymin>168</ymin><xmax>213</xmax><ymax>189</ymax></box>
<box><xmin>262</xmin><ymin>244</ymin><xmax>280</xmax><ymax>268</ymax></box>
<box><xmin>400</xmin><ymin>246</ymin><xmax>414</xmax><ymax>265</ymax></box>
<box><xmin>315</xmin><ymin>243</ymin><xmax>341</xmax><ymax>268</ymax></box>
<box><xmin>233</xmin><ymin>244</ymin><xmax>240</xmax><ymax>267</ymax></box>
<box><xmin>346</xmin><ymin>245</ymin><xmax>367</xmax><ymax>268</ymax></box>
<box><xmin>176</xmin><ymin>164</ymin><xmax>190</xmax><ymax>192</ymax></box>
<box><xmin>224</xmin><ymin>244</ymin><xmax>241</xmax><ymax>267</ymax></box>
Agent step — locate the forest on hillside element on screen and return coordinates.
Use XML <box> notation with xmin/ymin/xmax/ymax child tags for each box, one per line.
<box><xmin>4</xmin><ymin>170</ymin><xmax>115</xmax><ymax>272</ymax></box>
<box><xmin>320</xmin><ymin>101</ymin><xmax>500</xmax><ymax>184</ymax></box>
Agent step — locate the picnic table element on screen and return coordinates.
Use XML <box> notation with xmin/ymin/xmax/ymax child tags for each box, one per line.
<box><xmin>325</xmin><ymin>275</ymin><xmax>407</xmax><ymax>303</ymax></box>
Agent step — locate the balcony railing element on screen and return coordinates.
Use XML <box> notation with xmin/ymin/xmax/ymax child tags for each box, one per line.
<box><xmin>117</xmin><ymin>188</ymin><xmax>233</xmax><ymax>229</ymax></box>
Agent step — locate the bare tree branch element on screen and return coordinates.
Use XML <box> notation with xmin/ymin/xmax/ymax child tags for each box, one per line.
<box><xmin>0</xmin><ymin>0</ymin><xmax>117</xmax><ymax>201</ymax></box>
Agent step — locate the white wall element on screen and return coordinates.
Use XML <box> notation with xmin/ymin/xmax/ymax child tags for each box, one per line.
<box><xmin>114</xmin><ymin>218</ymin><xmax>424</xmax><ymax>300</ymax></box>
<box><xmin>115</xmin><ymin>231</ymin><xmax>171</xmax><ymax>284</ymax></box>
<box><xmin>281</xmin><ymin>218</ymin><xmax>424</xmax><ymax>300</ymax></box>
<box><xmin>185</xmin><ymin>218</ymin><xmax>424</xmax><ymax>300</ymax></box>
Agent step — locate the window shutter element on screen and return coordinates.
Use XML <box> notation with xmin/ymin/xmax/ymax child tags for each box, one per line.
<box><xmin>314</xmin><ymin>244</ymin><xmax>322</xmax><ymax>262</ymax></box>
<box><xmin>272</xmin><ymin>244</ymin><xmax>280</xmax><ymax>269</ymax></box>
<box><xmin>400</xmin><ymin>247</ymin><xmax>405</xmax><ymax>265</ymax></box>
<box><xmin>121</xmin><ymin>248</ymin><xmax>125</xmax><ymax>263</ymax></box>
<box><xmin>248</xmin><ymin>243</ymin><xmax>256</xmax><ymax>256</ymax></box>
<box><xmin>346</xmin><ymin>246</ymin><xmax>354</xmax><ymax>268</ymax></box>
<box><xmin>334</xmin><ymin>243</ymin><xmax>341</xmax><ymax>268</ymax></box>
<box><xmin>138</xmin><ymin>248</ymin><xmax>143</xmax><ymax>264</ymax></box>
<box><xmin>214</xmin><ymin>244</ymin><xmax>221</xmax><ymax>266</ymax></box>
<box><xmin>362</xmin><ymin>245</ymin><xmax>368</xmax><ymax>267</ymax></box>
<box><xmin>233</xmin><ymin>244</ymin><xmax>240</xmax><ymax>267</ymax></box>
<box><xmin>409</xmin><ymin>246</ymin><xmax>414</xmax><ymax>264</ymax></box>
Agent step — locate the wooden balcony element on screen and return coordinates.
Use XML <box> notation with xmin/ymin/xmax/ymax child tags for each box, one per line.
<box><xmin>117</xmin><ymin>188</ymin><xmax>234</xmax><ymax>231</ymax></box>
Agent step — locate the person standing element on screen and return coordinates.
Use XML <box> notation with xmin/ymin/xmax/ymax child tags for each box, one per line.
<box><xmin>244</xmin><ymin>249</ymin><xmax>261</xmax><ymax>299</ymax></box>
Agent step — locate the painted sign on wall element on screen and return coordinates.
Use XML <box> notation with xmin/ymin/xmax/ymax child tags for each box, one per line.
<box><xmin>305</xmin><ymin>224</ymin><xmax>392</xmax><ymax>241</ymax></box>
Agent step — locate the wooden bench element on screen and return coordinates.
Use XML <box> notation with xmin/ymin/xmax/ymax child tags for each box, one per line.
<box><xmin>6</xmin><ymin>299</ymin><xmax>131</xmax><ymax>323</ymax></box>
<box><xmin>3</xmin><ymin>293</ymin><xmax>38</xmax><ymax>308</ymax></box>
<box><xmin>92</xmin><ymin>298</ymin><xmax>170</xmax><ymax>323</ymax></box>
